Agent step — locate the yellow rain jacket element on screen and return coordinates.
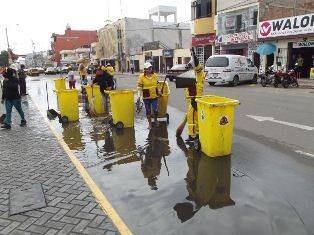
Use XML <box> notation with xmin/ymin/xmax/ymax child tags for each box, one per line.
<box><xmin>137</xmin><ymin>73</ymin><xmax>159</xmax><ymax>99</ymax></box>
<box><xmin>101</xmin><ymin>65</ymin><xmax>115</xmax><ymax>76</ymax></box>
<box><xmin>186</xmin><ymin>63</ymin><xmax>204</xmax><ymax>137</ymax></box>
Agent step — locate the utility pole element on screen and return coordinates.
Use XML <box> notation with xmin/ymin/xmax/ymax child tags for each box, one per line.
<box><xmin>31</xmin><ymin>40</ymin><xmax>36</xmax><ymax>67</ymax></box>
<box><xmin>5</xmin><ymin>27</ymin><xmax>12</xmax><ymax>65</ymax></box>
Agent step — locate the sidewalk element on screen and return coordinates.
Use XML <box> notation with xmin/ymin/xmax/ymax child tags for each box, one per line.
<box><xmin>0</xmin><ymin>97</ymin><xmax>119</xmax><ymax>234</ymax></box>
<box><xmin>298</xmin><ymin>78</ymin><xmax>314</xmax><ymax>89</ymax></box>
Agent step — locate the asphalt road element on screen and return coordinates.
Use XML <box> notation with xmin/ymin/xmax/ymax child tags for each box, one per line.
<box><xmin>116</xmin><ymin>73</ymin><xmax>314</xmax><ymax>154</ymax></box>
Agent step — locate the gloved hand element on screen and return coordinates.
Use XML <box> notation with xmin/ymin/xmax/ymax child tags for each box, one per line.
<box><xmin>191</xmin><ymin>98</ymin><xmax>197</xmax><ymax>111</ymax></box>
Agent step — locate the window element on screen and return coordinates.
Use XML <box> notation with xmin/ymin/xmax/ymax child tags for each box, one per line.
<box><xmin>206</xmin><ymin>57</ymin><xmax>229</xmax><ymax>67</ymax></box>
<box><xmin>252</xmin><ymin>10</ymin><xmax>258</xmax><ymax>26</ymax></box>
<box><xmin>247</xmin><ymin>58</ymin><xmax>254</xmax><ymax>67</ymax></box>
<box><xmin>191</xmin><ymin>0</ymin><xmax>212</xmax><ymax>20</ymax></box>
<box><xmin>236</xmin><ymin>15</ymin><xmax>242</xmax><ymax>31</ymax></box>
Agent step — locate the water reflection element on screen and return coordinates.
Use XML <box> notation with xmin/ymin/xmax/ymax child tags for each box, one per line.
<box><xmin>174</xmin><ymin>137</ymin><xmax>234</xmax><ymax>222</ymax></box>
<box><xmin>102</xmin><ymin>127</ymin><xmax>138</xmax><ymax>171</ymax></box>
<box><xmin>140</xmin><ymin>122</ymin><xmax>171</xmax><ymax>190</ymax></box>
<box><xmin>62</xmin><ymin>122</ymin><xmax>85</xmax><ymax>151</ymax></box>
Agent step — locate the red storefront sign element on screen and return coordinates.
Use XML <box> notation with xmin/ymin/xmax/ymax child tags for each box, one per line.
<box><xmin>192</xmin><ymin>34</ymin><xmax>216</xmax><ymax>46</ymax></box>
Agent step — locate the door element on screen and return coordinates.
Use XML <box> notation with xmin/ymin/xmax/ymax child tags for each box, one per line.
<box><xmin>246</xmin><ymin>58</ymin><xmax>256</xmax><ymax>81</ymax></box>
<box><xmin>234</xmin><ymin>57</ymin><xmax>247</xmax><ymax>81</ymax></box>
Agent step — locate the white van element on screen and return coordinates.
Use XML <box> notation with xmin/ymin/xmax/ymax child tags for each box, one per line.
<box><xmin>205</xmin><ymin>55</ymin><xmax>258</xmax><ymax>86</ymax></box>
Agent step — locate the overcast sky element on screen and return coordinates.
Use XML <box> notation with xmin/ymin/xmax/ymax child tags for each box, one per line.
<box><xmin>0</xmin><ymin>0</ymin><xmax>191</xmax><ymax>55</ymax></box>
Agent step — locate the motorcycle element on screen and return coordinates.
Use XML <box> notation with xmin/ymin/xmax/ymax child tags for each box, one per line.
<box><xmin>282</xmin><ymin>68</ymin><xmax>299</xmax><ymax>88</ymax></box>
<box><xmin>273</xmin><ymin>66</ymin><xmax>298</xmax><ymax>88</ymax></box>
<box><xmin>260</xmin><ymin>66</ymin><xmax>275</xmax><ymax>87</ymax></box>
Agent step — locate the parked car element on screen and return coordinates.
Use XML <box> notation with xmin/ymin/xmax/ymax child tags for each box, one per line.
<box><xmin>37</xmin><ymin>68</ymin><xmax>45</xmax><ymax>74</ymax></box>
<box><xmin>205</xmin><ymin>55</ymin><xmax>258</xmax><ymax>86</ymax></box>
<box><xmin>27</xmin><ymin>68</ymin><xmax>40</xmax><ymax>76</ymax></box>
<box><xmin>87</xmin><ymin>65</ymin><xmax>95</xmax><ymax>74</ymax></box>
<box><xmin>56</xmin><ymin>66</ymin><xmax>69</xmax><ymax>74</ymax></box>
<box><xmin>45</xmin><ymin>67</ymin><xmax>57</xmax><ymax>75</ymax></box>
<box><xmin>166</xmin><ymin>64</ymin><xmax>190</xmax><ymax>81</ymax></box>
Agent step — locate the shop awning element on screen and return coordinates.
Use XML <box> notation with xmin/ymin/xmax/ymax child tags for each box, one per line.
<box><xmin>256</xmin><ymin>43</ymin><xmax>277</xmax><ymax>55</ymax></box>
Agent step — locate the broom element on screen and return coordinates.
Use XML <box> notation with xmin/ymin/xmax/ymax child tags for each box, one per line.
<box><xmin>90</xmin><ymin>85</ymin><xmax>97</xmax><ymax>116</ymax></box>
<box><xmin>176</xmin><ymin>114</ymin><xmax>187</xmax><ymax>137</ymax></box>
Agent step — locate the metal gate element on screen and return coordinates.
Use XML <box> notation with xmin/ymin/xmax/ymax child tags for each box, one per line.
<box><xmin>195</xmin><ymin>46</ymin><xmax>204</xmax><ymax>66</ymax></box>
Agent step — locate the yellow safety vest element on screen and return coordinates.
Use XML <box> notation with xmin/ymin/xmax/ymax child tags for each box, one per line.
<box><xmin>185</xmin><ymin>63</ymin><xmax>204</xmax><ymax>98</ymax></box>
<box><xmin>137</xmin><ymin>73</ymin><xmax>159</xmax><ymax>99</ymax></box>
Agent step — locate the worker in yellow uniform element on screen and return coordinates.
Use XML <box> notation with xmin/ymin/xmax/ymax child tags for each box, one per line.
<box><xmin>185</xmin><ymin>48</ymin><xmax>205</xmax><ymax>143</ymax></box>
<box><xmin>137</xmin><ymin>62</ymin><xmax>161</xmax><ymax>129</ymax></box>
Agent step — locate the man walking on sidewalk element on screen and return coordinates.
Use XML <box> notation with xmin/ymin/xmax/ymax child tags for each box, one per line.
<box><xmin>18</xmin><ymin>64</ymin><xmax>27</xmax><ymax>95</ymax></box>
<box><xmin>1</xmin><ymin>68</ymin><xmax>26</xmax><ymax>129</ymax></box>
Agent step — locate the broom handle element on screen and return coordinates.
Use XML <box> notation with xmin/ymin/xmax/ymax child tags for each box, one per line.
<box><xmin>46</xmin><ymin>82</ymin><xmax>50</xmax><ymax>110</ymax></box>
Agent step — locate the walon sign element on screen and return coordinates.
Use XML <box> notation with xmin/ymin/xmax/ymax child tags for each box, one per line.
<box><xmin>259</xmin><ymin>13</ymin><xmax>314</xmax><ymax>38</ymax></box>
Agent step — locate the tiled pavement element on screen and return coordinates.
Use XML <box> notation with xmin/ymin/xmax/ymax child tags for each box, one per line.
<box><xmin>0</xmin><ymin>95</ymin><xmax>119</xmax><ymax>235</ymax></box>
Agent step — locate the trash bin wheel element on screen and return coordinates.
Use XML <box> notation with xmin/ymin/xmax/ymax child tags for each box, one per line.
<box><xmin>116</xmin><ymin>121</ymin><xmax>124</xmax><ymax>129</ymax></box>
<box><xmin>60</xmin><ymin>116</ymin><xmax>69</xmax><ymax>124</ymax></box>
<box><xmin>194</xmin><ymin>139</ymin><xmax>201</xmax><ymax>152</ymax></box>
<box><xmin>166</xmin><ymin>113</ymin><xmax>169</xmax><ymax>124</ymax></box>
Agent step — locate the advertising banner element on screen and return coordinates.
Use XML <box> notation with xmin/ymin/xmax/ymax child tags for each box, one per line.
<box><xmin>215</xmin><ymin>31</ymin><xmax>255</xmax><ymax>45</ymax></box>
<box><xmin>192</xmin><ymin>34</ymin><xmax>216</xmax><ymax>46</ymax></box>
<box><xmin>259</xmin><ymin>13</ymin><xmax>314</xmax><ymax>38</ymax></box>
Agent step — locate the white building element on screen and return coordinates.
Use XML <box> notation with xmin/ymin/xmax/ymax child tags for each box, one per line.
<box><xmin>98</xmin><ymin>6</ymin><xmax>191</xmax><ymax>72</ymax></box>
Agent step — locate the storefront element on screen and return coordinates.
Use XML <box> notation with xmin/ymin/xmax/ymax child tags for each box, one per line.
<box><xmin>259</xmin><ymin>13</ymin><xmax>314</xmax><ymax>78</ymax></box>
<box><xmin>192</xmin><ymin>34</ymin><xmax>216</xmax><ymax>65</ymax></box>
<box><xmin>163</xmin><ymin>49</ymin><xmax>174</xmax><ymax>72</ymax></box>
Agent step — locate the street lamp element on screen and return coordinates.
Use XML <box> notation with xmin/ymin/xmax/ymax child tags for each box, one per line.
<box><xmin>5</xmin><ymin>27</ymin><xmax>12</xmax><ymax>64</ymax></box>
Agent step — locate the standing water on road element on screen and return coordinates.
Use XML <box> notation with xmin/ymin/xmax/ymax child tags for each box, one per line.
<box><xmin>27</xmin><ymin>77</ymin><xmax>308</xmax><ymax>235</ymax></box>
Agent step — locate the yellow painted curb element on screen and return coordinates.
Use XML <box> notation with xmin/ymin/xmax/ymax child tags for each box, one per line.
<box><xmin>30</xmin><ymin>95</ymin><xmax>132</xmax><ymax>235</ymax></box>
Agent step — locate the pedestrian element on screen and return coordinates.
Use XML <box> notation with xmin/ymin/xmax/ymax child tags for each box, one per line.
<box><xmin>18</xmin><ymin>64</ymin><xmax>27</xmax><ymax>96</ymax></box>
<box><xmin>78</xmin><ymin>63</ymin><xmax>88</xmax><ymax>85</ymax></box>
<box><xmin>92</xmin><ymin>65</ymin><xmax>114</xmax><ymax>114</ymax></box>
<box><xmin>67</xmin><ymin>68</ymin><xmax>76</xmax><ymax>89</ymax></box>
<box><xmin>130</xmin><ymin>63</ymin><xmax>135</xmax><ymax>74</ymax></box>
<box><xmin>137</xmin><ymin>62</ymin><xmax>161</xmax><ymax>129</ymax></box>
<box><xmin>184</xmin><ymin>48</ymin><xmax>205</xmax><ymax>143</ymax></box>
<box><xmin>296</xmin><ymin>54</ymin><xmax>303</xmax><ymax>79</ymax></box>
<box><xmin>1</xmin><ymin>67</ymin><xmax>26</xmax><ymax>129</ymax></box>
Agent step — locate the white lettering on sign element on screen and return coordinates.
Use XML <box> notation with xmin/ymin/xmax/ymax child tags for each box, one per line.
<box><xmin>259</xmin><ymin>13</ymin><xmax>314</xmax><ymax>38</ymax></box>
<box><xmin>293</xmin><ymin>41</ymin><xmax>314</xmax><ymax>48</ymax></box>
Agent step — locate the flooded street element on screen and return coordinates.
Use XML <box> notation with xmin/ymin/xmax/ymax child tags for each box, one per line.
<box><xmin>26</xmin><ymin>75</ymin><xmax>312</xmax><ymax>235</ymax></box>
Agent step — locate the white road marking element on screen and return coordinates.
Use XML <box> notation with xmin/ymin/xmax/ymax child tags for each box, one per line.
<box><xmin>295</xmin><ymin>150</ymin><xmax>314</xmax><ymax>158</ymax></box>
<box><xmin>246</xmin><ymin>115</ymin><xmax>314</xmax><ymax>131</ymax></box>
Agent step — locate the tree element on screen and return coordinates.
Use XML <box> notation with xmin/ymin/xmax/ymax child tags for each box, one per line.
<box><xmin>0</xmin><ymin>51</ymin><xmax>9</xmax><ymax>67</ymax></box>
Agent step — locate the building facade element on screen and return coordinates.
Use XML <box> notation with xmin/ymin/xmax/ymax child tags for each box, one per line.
<box><xmin>216</xmin><ymin>0</ymin><xmax>259</xmax><ymax>60</ymax></box>
<box><xmin>51</xmin><ymin>25</ymin><xmax>97</xmax><ymax>66</ymax></box>
<box><xmin>98</xmin><ymin>13</ymin><xmax>191</xmax><ymax>72</ymax></box>
<box><xmin>257</xmin><ymin>1</ymin><xmax>314</xmax><ymax>77</ymax></box>
<box><xmin>191</xmin><ymin>0</ymin><xmax>217</xmax><ymax>65</ymax></box>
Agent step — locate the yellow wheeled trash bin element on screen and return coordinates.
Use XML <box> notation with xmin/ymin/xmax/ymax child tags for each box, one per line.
<box><xmin>195</xmin><ymin>95</ymin><xmax>240</xmax><ymax>157</ymax></box>
<box><xmin>57</xmin><ymin>89</ymin><xmax>79</xmax><ymax>122</ymax></box>
<box><xmin>53</xmin><ymin>78</ymin><xmax>66</xmax><ymax>92</ymax></box>
<box><xmin>105</xmin><ymin>90</ymin><xmax>136</xmax><ymax>129</ymax></box>
<box><xmin>154</xmin><ymin>81</ymin><xmax>170</xmax><ymax>124</ymax></box>
<box><xmin>83</xmin><ymin>85</ymin><xmax>105</xmax><ymax>115</ymax></box>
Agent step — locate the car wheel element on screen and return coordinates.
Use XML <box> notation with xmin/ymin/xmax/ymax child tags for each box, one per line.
<box><xmin>209</xmin><ymin>82</ymin><xmax>215</xmax><ymax>86</ymax></box>
<box><xmin>230</xmin><ymin>76</ymin><xmax>239</xmax><ymax>87</ymax></box>
<box><xmin>251</xmin><ymin>74</ymin><xmax>258</xmax><ymax>84</ymax></box>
